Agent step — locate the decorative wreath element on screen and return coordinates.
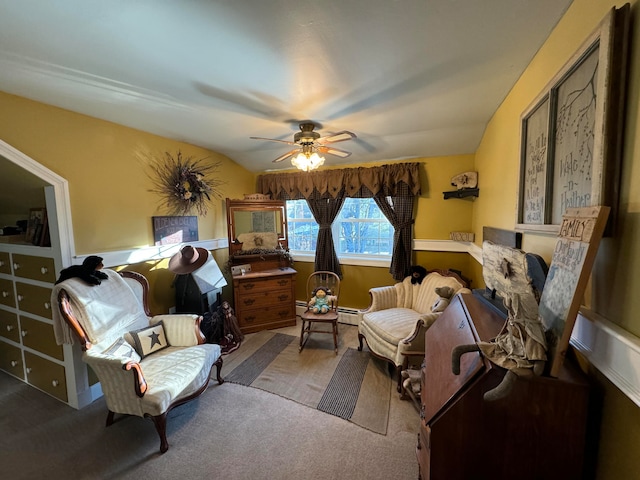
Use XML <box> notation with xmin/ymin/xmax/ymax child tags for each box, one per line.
<box><xmin>149</xmin><ymin>151</ymin><xmax>225</xmax><ymax>216</ymax></box>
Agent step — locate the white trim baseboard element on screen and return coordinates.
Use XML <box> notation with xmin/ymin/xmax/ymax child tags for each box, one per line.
<box><xmin>572</xmin><ymin>309</ymin><xmax>640</xmax><ymax>408</ymax></box>
<box><xmin>78</xmin><ymin>238</ymin><xmax>229</xmax><ymax>268</ymax></box>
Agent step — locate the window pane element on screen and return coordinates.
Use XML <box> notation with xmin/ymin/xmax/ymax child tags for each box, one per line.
<box><xmin>286</xmin><ymin>198</ymin><xmax>392</xmax><ymax>257</ymax></box>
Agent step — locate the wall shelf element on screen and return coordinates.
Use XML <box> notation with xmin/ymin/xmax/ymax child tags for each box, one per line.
<box><xmin>443</xmin><ymin>188</ymin><xmax>479</xmax><ymax>199</ymax></box>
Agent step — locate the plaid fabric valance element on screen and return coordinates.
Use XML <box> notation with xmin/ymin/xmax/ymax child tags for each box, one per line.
<box><xmin>257</xmin><ymin>162</ymin><xmax>421</xmax><ymax>200</ymax></box>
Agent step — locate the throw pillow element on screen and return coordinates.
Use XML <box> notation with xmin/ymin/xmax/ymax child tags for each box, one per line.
<box><xmin>129</xmin><ymin>321</ymin><xmax>170</xmax><ymax>359</ymax></box>
<box><xmin>102</xmin><ymin>337</ymin><xmax>142</xmax><ymax>363</ymax></box>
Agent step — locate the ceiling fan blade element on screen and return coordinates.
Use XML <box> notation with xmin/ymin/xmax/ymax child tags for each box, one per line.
<box><xmin>317</xmin><ymin>131</ymin><xmax>356</xmax><ymax>144</ymax></box>
<box><xmin>272</xmin><ymin>149</ymin><xmax>301</xmax><ymax>163</ymax></box>
<box><xmin>250</xmin><ymin>136</ymin><xmax>297</xmax><ymax>146</ymax></box>
<box><xmin>317</xmin><ymin>146</ymin><xmax>352</xmax><ymax>158</ymax></box>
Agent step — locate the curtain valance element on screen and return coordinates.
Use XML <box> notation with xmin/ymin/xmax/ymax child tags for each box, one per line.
<box><xmin>257</xmin><ymin>162</ymin><xmax>422</xmax><ymax>200</ymax></box>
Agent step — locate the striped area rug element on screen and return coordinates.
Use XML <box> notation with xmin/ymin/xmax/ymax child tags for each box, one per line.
<box><xmin>222</xmin><ymin>330</ymin><xmax>392</xmax><ymax>434</ymax></box>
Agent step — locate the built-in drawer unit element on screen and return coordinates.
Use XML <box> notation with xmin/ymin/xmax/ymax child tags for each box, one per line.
<box><xmin>12</xmin><ymin>254</ymin><xmax>56</xmax><ymax>283</ymax></box>
<box><xmin>0</xmin><ymin>309</ymin><xmax>20</xmax><ymax>343</ymax></box>
<box><xmin>0</xmin><ymin>341</ymin><xmax>24</xmax><ymax>380</ymax></box>
<box><xmin>0</xmin><ymin>251</ymin><xmax>11</xmax><ymax>275</ymax></box>
<box><xmin>0</xmin><ymin>277</ymin><xmax>15</xmax><ymax>308</ymax></box>
<box><xmin>20</xmin><ymin>316</ymin><xmax>64</xmax><ymax>361</ymax></box>
<box><xmin>15</xmin><ymin>282</ymin><xmax>53</xmax><ymax>319</ymax></box>
<box><xmin>24</xmin><ymin>351</ymin><xmax>68</xmax><ymax>402</ymax></box>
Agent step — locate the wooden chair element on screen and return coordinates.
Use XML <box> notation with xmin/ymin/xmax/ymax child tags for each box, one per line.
<box><xmin>299</xmin><ymin>271</ymin><xmax>341</xmax><ymax>354</ymax></box>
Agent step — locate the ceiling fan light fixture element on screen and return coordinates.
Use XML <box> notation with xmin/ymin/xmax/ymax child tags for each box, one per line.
<box><xmin>292</xmin><ymin>151</ymin><xmax>325</xmax><ymax>172</ymax></box>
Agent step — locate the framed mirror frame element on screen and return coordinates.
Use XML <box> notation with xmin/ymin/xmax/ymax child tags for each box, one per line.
<box><xmin>516</xmin><ymin>5</ymin><xmax>630</xmax><ymax>235</ymax></box>
<box><xmin>226</xmin><ymin>197</ymin><xmax>288</xmax><ymax>257</ymax></box>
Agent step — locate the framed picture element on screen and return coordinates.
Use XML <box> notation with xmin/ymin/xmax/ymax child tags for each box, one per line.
<box><xmin>516</xmin><ymin>5</ymin><xmax>630</xmax><ymax>234</ymax></box>
<box><xmin>25</xmin><ymin>208</ymin><xmax>47</xmax><ymax>245</ymax></box>
<box><xmin>152</xmin><ymin>216</ymin><xmax>198</xmax><ymax>246</ymax></box>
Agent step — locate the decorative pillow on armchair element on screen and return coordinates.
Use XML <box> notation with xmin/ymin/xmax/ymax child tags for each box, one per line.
<box><xmin>128</xmin><ymin>321</ymin><xmax>170</xmax><ymax>359</ymax></box>
<box><xmin>102</xmin><ymin>337</ymin><xmax>141</xmax><ymax>363</ymax></box>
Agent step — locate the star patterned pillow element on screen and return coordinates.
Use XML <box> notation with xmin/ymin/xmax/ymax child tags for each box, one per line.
<box><xmin>129</xmin><ymin>321</ymin><xmax>169</xmax><ymax>359</ymax></box>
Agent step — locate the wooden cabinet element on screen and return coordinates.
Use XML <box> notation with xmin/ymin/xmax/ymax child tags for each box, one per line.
<box><xmin>417</xmin><ymin>293</ymin><xmax>592</xmax><ymax>480</ymax></box>
<box><xmin>0</xmin><ymin>247</ymin><xmax>88</xmax><ymax>407</ymax></box>
<box><xmin>233</xmin><ymin>267</ymin><xmax>297</xmax><ymax>334</ymax></box>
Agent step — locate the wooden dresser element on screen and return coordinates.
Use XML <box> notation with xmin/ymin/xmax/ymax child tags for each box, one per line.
<box><xmin>417</xmin><ymin>293</ymin><xmax>592</xmax><ymax>480</ymax></box>
<box><xmin>232</xmin><ymin>265</ymin><xmax>297</xmax><ymax>334</ymax></box>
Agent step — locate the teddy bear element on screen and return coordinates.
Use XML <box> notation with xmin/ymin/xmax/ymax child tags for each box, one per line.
<box><xmin>431</xmin><ymin>285</ymin><xmax>455</xmax><ymax>313</ymax></box>
<box><xmin>308</xmin><ymin>286</ymin><xmax>336</xmax><ymax>314</ymax></box>
<box><xmin>410</xmin><ymin>265</ymin><xmax>428</xmax><ymax>285</ymax></box>
<box><xmin>55</xmin><ymin>255</ymin><xmax>109</xmax><ymax>286</ymax></box>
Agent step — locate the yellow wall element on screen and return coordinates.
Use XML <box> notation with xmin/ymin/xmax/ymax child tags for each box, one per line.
<box><xmin>473</xmin><ymin>1</ymin><xmax>640</xmax><ymax>478</ymax></box>
<box><xmin>0</xmin><ymin>91</ymin><xmax>255</xmax><ymax>254</ymax></box>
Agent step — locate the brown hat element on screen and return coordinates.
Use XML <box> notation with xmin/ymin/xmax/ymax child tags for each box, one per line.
<box><xmin>168</xmin><ymin>245</ymin><xmax>209</xmax><ymax>274</ymax></box>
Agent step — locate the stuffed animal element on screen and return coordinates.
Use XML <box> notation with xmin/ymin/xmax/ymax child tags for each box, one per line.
<box><xmin>55</xmin><ymin>255</ymin><xmax>109</xmax><ymax>286</ymax></box>
<box><xmin>431</xmin><ymin>285</ymin><xmax>455</xmax><ymax>312</ymax></box>
<box><xmin>308</xmin><ymin>286</ymin><xmax>336</xmax><ymax>314</ymax></box>
<box><xmin>410</xmin><ymin>265</ymin><xmax>428</xmax><ymax>285</ymax></box>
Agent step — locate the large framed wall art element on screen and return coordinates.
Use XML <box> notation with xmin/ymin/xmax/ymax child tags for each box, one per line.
<box><xmin>516</xmin><ymin>4</ymin><xmax>630</xmax><ymax>234</ymax></box>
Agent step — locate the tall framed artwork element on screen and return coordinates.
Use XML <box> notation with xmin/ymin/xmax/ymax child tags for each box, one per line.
<box><xmin>516</xmin><ymin>5</ymin><xmax>630</xmax><ymax>234</ymax></box>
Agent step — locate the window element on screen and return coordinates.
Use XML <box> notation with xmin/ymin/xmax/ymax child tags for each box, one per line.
<box><xmin>286</xmin><ymin>198</ymin><xmax>393</xmax><ymax>258</ymax></box>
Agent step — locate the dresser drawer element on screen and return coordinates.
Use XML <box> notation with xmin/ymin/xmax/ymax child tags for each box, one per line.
<box><xmin>238</xmin><ymin>304</ymin><xmax>295</xmax><ymax>328</ymax></box>
<box><xmin>236</xmin><ymin>275</ymin><xmax>292</xmax><ymax>295</ymax></box>
<box><xmin>0</xmin><ymin>340</ymin><xmax>24</xmax><ymax>379</ymax></box>
<box><xmin>0</xmin><ymin>251</ymin><xmax>11</xmax><ymax>274</ymax></box>
<box><xmin>11</xmin><ymin>254</ymin><xmax>56</xmax><ymax>283</ymax></box>
<box><xmin>15</xmin><ymin>282</ymin><xmax>53</xmax><ymax>319</ymax></box>
<box><xmin>24</xmin><ymin>351</ymin><xmax>68</xmax><ymax>402</ymax></box>
<box><xmin>0</xmin><ymin>277</ymin><xmax>15</xmax><ymax>308</ymax></box>
<box><xmin>236</xmin><ymin>288</ymin><xmax>294</xmax><ymax>309</ymax></box>
<box><xmin>0</xmin><ymin>309</ymin><xmax>20</xmax><ymax>343</ymax></box>
<box><xmin>20</xmin><ymin>316</ymin><xmax>63</xmax><ymax>361</ymax></box>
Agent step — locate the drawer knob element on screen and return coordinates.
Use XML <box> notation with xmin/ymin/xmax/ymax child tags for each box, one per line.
<box><xmin>21</xmin><ymin>330</ymin><xmax>28</xmax><ymax>337</ymax></box>
<box><xmin>2</xmin><ymin>291</ymin><xmax>9</xmax><ymax>298</ymax></box>
<box><xmin>44</xmin><ymin>302</ymin><xmax>51</xmax><ymax>310</ymax></box>
<box><xmin>0</xmin><ymin>260</ymin><xmax>4</xmax><ymax>267</ymax></box>
<box><xmin>13</xmin><ymin>262</ymin><xmax>20</xmax><ymax>270</ymax></box>
<box><xmin>17</xmin><ymin>294</ymin><xmax>24</xmax><ymax>302</ymax></box>
<box><xmin>26</xmin><ymin>367</ymin><xmax>32</xmax><ymax>374</ymax></box>
<box><xmin>52</xmin><ymin>380</ymin><xmax>60</xmax><ymax>387</ymax></box>
<box><xmin>10</xmin><ymin>360</ymin><xmax>18</xmax><ymax>367</ymax></box>
<box><xmin>6</xmin><ymin>325</ymin><xmax>14</xmax><ymax>332</ymax></box>
<box><xmin>41</xmin><ymin>267</ymin><xmax>48</xmax><ymax>275</ymax></box>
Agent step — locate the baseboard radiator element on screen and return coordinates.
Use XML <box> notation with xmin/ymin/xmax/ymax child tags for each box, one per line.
<box><xmin>295</xmin><ymin>301</ymin><xmax>362</xmax><ymax>326</ymax></box>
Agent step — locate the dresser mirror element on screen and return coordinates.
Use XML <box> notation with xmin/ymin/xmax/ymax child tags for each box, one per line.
<box><xmin>225</xmin><ymin>197</ymin><xmax>288</xmax><ymax>259</ymax></box>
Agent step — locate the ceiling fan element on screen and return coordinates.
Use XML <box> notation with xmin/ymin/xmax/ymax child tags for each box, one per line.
<box><xmin>250</xmin><ymin>122</ymin><xmax>357</xmax><ymax>166</ymax></box>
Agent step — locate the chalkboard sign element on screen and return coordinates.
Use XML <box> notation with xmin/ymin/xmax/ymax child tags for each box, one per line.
<box><xmin>152</xmin><ymin>216</ymin><xmax>198</xmax><ymax>246</ymax></box>
<box><xmin>539</xmin><ymin>206</ymin><xmax>609</xmax><ymax>377</ymax></box>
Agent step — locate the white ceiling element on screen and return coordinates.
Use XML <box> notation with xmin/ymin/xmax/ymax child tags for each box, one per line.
<box><xmin>0</xmin><ymin>0</ymin><xmax>573</xmax><ymax>173</ymax></box>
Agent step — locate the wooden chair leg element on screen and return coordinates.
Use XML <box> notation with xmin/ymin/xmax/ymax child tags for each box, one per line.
<box><xmin>214</xmin><ymin>356</ymin><xmax>224</xmax><ymax>384</ymax></box>
<box><xmin>357</xmin><ymin>332</ymin><xmax>364</xmax><ymax>351</ymax></box>
<box><xmin>332</xmin><ymin>321</ymin><xmax>338</xmax><ymax>354</ymax></box>
<box><xmin>150</xmin><ymin>412</ymin><xmax>169</xmax><ymax>454</ymax></box>
<box><xmin>106</xmin><ymin>410</ymin><xmax>115</xmax><ymax>427</ymax></box>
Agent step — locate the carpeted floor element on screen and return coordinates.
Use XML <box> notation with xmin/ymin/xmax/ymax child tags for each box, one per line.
<box><xmin>223</xmin><ymin>328</ymin><xmax>392</xmax><ymax>434</ymax></box>
<box><xmin>0</xmin><ymin>322</ymin><xmax>420</xmax><ymax>479</ymax></box>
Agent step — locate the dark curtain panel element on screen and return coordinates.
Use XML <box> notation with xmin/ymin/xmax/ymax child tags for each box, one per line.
<box><xmin>259</xmin><ymin>163</ymin><xmax>421</xmax><ymax>280</ymax></box>
<box><xmin>306</xmin><ymin>192</ymin><xmax>345</xmax><ymax>278</ymax></box>
<box><xmin>374</xmin><ymin>184</ymin><xmax>415</xmax><ymax>281</ymax></box>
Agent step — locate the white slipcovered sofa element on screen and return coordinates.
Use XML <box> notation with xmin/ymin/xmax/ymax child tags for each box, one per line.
<box><xmin>358</xmin><ymin>269</ymin><xmax>470</xmax><ymax>391</ymax></box>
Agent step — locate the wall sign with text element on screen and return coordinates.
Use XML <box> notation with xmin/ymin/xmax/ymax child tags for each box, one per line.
<box><xmin>152</xmin><ymin>216</ymin><xmax>198</xmax><ymax>245</ymax></box>
<box><xmin>516</xmin><ymin>5</ymin><xmax>629</xmax><ymax>234</ymax></box>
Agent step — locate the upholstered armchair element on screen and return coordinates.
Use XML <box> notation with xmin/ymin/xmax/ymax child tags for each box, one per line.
<box><xmin>358</xmin><ymin>269</ymin><xmax>470</xmax><ymax>392</ymax></box>
<box><xmin>52</xmin><ymin>269</ymin><xmax>223</xmax><ymax>453</ymax></box>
